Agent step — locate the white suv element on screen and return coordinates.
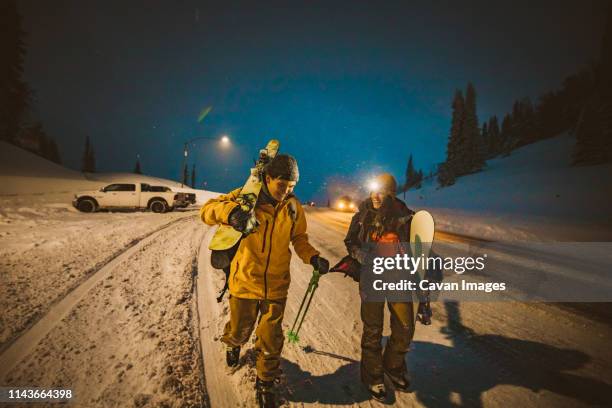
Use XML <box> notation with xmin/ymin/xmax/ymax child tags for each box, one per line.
<box><xmin>73</xmin><ymin>183</ymin><xmax>179</xmax><ymax>213</ymax></box>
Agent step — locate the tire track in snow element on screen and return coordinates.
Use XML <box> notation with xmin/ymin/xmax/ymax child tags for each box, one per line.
<box><xmin>0</xmin><ymin>215</ymin><xmax>195</xmax><ymax>381</ymax></box>
<box><xmin>196</xmin><ymin>225</ymin><xmax>245</xmax><ymax>407</ymax></box>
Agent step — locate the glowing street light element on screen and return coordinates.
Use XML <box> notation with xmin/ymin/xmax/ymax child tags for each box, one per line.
<box><xmin>181</xmin><ymin>134</ymin><xmax>232</xmax><ymax>187</ymax></box>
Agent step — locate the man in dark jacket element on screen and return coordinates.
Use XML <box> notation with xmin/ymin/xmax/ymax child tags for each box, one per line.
<box><xmin>344</xmin><ymin>173</ymin><xmax>415</xmax><ymax>401</ymax></box>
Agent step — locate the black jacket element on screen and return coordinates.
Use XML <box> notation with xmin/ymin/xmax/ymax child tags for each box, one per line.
<box><xmin>344</xmin><ymin>196</ymin><xmax>414</xmax><ymax>260</ymax></box>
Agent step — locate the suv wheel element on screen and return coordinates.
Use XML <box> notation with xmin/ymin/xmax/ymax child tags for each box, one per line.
<box><xmin>150</xmin><ymin>200</ymin><xmax>167</xmax><ymax>213</ymax></box>
<box><xmin>77</xmin><ymin>198</ymin><xmax>97</xmax><ymax>213</ymax></box>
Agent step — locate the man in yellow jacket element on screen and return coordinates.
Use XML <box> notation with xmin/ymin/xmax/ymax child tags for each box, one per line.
<box><xmin>200</xmin><ymin>154</ymin><xmax>329</xmax><ymax>408</ymax></box>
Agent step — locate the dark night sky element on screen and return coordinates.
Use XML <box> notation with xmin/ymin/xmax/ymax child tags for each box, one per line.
<box><xmin>19</xmin><ymin>0</ymin><xmax>607</xmax><ymax>201</ymax></box>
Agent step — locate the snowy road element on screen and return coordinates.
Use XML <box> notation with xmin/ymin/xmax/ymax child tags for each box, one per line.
<box><xmin>1</xmin><ymin>205</ymin><xmax>611</xmax><ymax>407</ymax></box>
<box><xmin>199</xmin><ymin>208</ymin><xmax>612</xmax><ymax>407</ymax></box>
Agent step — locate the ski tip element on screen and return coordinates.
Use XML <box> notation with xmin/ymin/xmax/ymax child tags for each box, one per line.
<box><xmin>266</xmin><ymin>139</ymin><xmax>280</xmax><ymax>151</ymax></box>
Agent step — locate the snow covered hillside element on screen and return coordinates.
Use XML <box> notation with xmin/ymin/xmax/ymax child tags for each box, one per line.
<box><xmin>405</xmin><ymin>133</ymin><xmax>612</xmax><ymax>241</ymax></box>
<box><xmin>0</xmin><ymin>141</ymin><xmax>217</xmax><ymax>204</ymax></box>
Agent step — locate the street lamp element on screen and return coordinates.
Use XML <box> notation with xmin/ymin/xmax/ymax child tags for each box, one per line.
<box><xmin>181</xmin><ymin>135</ymin><xmax>231</xmax><ymax>187</ymax></box>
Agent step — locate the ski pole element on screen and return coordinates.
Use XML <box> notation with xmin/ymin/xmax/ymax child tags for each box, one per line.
<box><xmin>287</xmin><ymin>269</ymin><xmax>320</xmax><ymax>344</ymax></box>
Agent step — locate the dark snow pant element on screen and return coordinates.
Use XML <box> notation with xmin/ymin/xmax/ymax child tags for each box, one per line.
<box><xmin>221</xmin><ymin>295</ymin><xmax>287</xmax><ymax>381</ymax></box>
<box><xmin>360</xmin><ymin>301</ymin><xmax>415</xmax><ymax>385</ymax></box>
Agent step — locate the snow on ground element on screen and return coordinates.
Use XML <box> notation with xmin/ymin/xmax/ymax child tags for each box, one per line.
<box><xmin>197</xmin><ymin>212</ymin><xmax>612</xmax><ymax>407</ymax></box>
<box><xmin>3</xmin><ymin>216</ymin><xmax>206</xmax><ymax>407</ymax></box>
<box><xmin>0</xmin><ymin>143</ymin><xmax>219</xmax><ymax>350</ymax></box>
<box><xmin>0</xmin><ymin>199</ymin><xmax>196</xmax><ymax>351</ymax></box>
<box><xmin>2</xmin><ymin>139</ymin><xmax>612</xmax><ymax>407</ymax></box>
<box><xmin>0</xmin><ymin>142</ymin><xmax>101</xmax><ymax>195</ymax></box>
<box><xmin>404</xmin><ymin>133</ymin><xmax>612</xmax><ymax>241</ymax></box>
<box><xmin>0</xmin><ymin>141</ymin><xmax>216</xmax><ymax>204</ymax></box>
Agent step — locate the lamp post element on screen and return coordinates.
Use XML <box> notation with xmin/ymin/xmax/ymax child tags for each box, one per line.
<box><xmin>181</xmin><ymin>135</ymin><xmax>230</xmax><ymax>187</ymax></box>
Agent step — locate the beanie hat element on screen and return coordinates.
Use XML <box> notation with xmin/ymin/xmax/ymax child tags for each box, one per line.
<box><xmin>372</xmin><ymin>173</ymin><xmax>397</xmax><ymax>194</ymax></box>
<box><xmin>264</xmin><ymin>154</ymin><xmax>299</xmax><ymax>182</ymax></box>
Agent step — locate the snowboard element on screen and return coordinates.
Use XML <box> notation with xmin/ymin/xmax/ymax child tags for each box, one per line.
<box><xmin>409</xmin><ymin>210</ymin><xmax>435</xmax><ymax>322</ymax></box>
<box><xmin>208</xmin><ymin>139</ymin><xmax>280</xmax><ymax>251</ymax></box>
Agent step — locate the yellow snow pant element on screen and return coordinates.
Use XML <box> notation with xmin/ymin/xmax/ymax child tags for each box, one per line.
<box><xmin>360</xmin><ymin>301</ymin><xmax>415</xmax><ymax>385</ymax></box>
<box><xmin>221</xmin><ymin>295</ymin><xmax>287</xmax><ymax>381</ymax></box>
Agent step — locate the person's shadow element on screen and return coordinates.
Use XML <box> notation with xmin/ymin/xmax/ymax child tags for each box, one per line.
<box><xmin>278</xmin><ymin>301</ymin><xmax>612</xmax><ymax>406</ymax></box>
<box><xmin>279</xmin><ymin>348</ymin><xmax>372</xmax><ymax>405</ymax></box>
<box><xmin>409</xmin><ymin>301</ymin><xmax>612</xmax><ymax>407</ymax></box>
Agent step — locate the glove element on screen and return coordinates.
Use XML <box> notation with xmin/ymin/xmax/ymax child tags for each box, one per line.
<box><xmin>310</xmin><ymin>255</ymin><xmax>330</xmax><ymax>274</ymax></box>
<box><xmin>351</xmin><ymin>247</ymin><xmax>368</xmax><ymax>265</ymax></box>
<box><xmin>330</xmin><ymin>255</ymin><xmax>361</xmax><ymax>282</ymax></box>
<box><xmin>228</xmin><ymin>206</ymin><xmax>251</xmax><ymax>233</ymax></box>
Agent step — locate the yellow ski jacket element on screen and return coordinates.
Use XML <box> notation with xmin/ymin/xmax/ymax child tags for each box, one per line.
<box><xmin>200</xmin><ymin>188</ymin><xmax>319</xmax><ymax>300</ymax></box>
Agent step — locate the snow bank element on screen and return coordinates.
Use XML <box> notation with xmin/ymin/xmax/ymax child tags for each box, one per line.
<box><xmin>405</xmin><ymin>133</ymin><xmax>612</xmax><ymax>241</ymax></box>
<box><xmin>0</xmin><ymin>142</ymin><xmax>218</xmax><ymax>204</ymax></box>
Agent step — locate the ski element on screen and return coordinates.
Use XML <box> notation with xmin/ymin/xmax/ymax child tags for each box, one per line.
<box><xmin>208</xmin><ymin>139</ymin><xmax>280</xmax><ymax>251</ymax></box>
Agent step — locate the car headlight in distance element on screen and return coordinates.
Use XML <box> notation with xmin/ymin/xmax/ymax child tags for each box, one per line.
<box><xmin>338</xmin><ymin>202</ymin><xmax>346</xmax><ymax>210</ymax></box>
<box><xmin>349</xmin><ymin>203</ymin><xmax>355</xmax><ymax>209</ymax></box>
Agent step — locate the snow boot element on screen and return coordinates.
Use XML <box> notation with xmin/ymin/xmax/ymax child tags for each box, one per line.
<box><xmin>385</xmin><ymin>371</ymin><xmax>411</xmax><ymax>392</ymax></box>
<box><xmin>255</xmin><ymin>377</ymin><xmax>276</xmax><ymax>408</ymax></box>
<box><xmin>416</xmin><ymin>301</ymin><xmax>432</xmax><ymax>325</ymax></box>
<box><xmin>226</xmin><ymin>345</ymin><xmax>240</xmax><ymax>367</ymax></box>
<box><xmin>365</xmin><ymin>383</ymin><xmax>387</xmax><ymax>402</ymax></box>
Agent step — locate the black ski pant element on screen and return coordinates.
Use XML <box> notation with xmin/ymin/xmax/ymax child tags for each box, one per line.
<box><xmin>360</xmin><ymin>301</ymin><xmax>415</xmax><ymax>385</ymax></box>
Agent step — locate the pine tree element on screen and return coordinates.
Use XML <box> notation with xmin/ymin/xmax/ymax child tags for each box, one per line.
<box><xmin>487</xmin><ymin>116</ymin><xmax>501</xmax><ymax>158</ymax></box>
<box><xmin>88</xmin><ymin>140</ymin><xmax>96</xmax><ymax>172</ymax></box>
<box><xmin>134</xmin><ymin>157</ymin><xmax>142</xmax><ymax>174</ymax></box>
<box><xmin>508</xmin><ymin>98</ymin><xmax>538</xmax><ymax>148</ymax></box>
<box><xmin>500</xmin><ymin>113</ymin><xmax>513</xmax><ymax>156</ymax></box>
<box><xmin>0</xmin><ymin>1</ymin><xmax>30</xmax><ymax>143</ymax></box>
<box><xmin>439</xmin><ymin>90</ymin><xmax>465</xmax><ymax>186</ymax></box>
<box><xmin>182</xmin><ymin>163</ymin><xmax>189</xmax><ymax>186</ymax></box>
<box><xmin>463</xmin><ymin>83</ymin><xmax>484</xmax><ymax>173</ymax></box>
<box><xmin>437</xmin><ymin>162</ymin><xmax>455</xmax><ymax>187</ymax></box>
<box><xmin>602</xmin><ymin>6</ymin><xmax>612</xmax><ymax>161</ymax></box>
<box><xmin>481</xmin><ymin>121</ymin><xmax>489</xmax><ymax>160</ymax></box>
<box><xmin>521</xmin><ymin>97</ymin><xmax>538</xmax><ymax>145</ymax></box>
<box><xmin>81</xmin><ymin>136</ymin><xmax>91</xmax><ymax>172</ymax></box>
<box><xmin>191</xmin><ymin>164</ymin><xmax>196</xmax><ymax>188</ymax></box>
<box><xmin>573</xmin><ymin>6</ymin><xmax>612</xmax><ymax>164</ymax></box>
<box><xmin>481</xmin><ymin>122</ymin><xmax>488</xmax><ymax>147</ymax></box>
<box><xmin>45</xmin><ymin>137</ymin><xmax>61</xmax><ymax>164</ymax></box>
<box><xmin>573</xmin><ymin>100</ymin><xmax>603</xmax><ymax>163</ymax></box>
<box><xmin>34</xmin><ymin>124</ymin><xmax>61</xmax><ymax>164</ymax></box>
<box><xmin>81</xmin><ymin>136</ymin><xmax>96</xmax><ymax>172</ymax></box>
<box><xmin>403</xmin><ymin>154</ymin><xmax>417</xmax><ymax>191</ymax></box>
